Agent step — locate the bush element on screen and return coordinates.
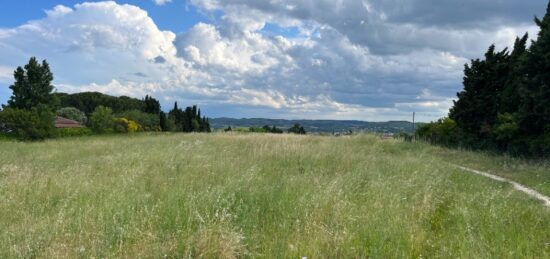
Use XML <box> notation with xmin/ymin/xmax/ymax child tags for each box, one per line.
<box><xmin>416</xmin><ymin>117</ymin><xmax>460</xmax><ymax>147</ymax></box>
<box><xmin>116</xmin><ymin>110</ymin><xmax>160</xmax><ymax>131</ymax></box>
<box><xmin>91</xmin><ymin>106</ymin><xmax>114</xmax><ymax>134</ymax></box>
<box><xmin>57</xmin><ymin>107</ymin><xmax>87</xmax><ymax>124</ymax></box>
<box><xmin>0</xmin><ymin>106</ymin><xmax>56</xmax><ymax>140</ymax></box>
<box><xmin>113</xmin><ymin>118</ymin><xmax>140</xmax><ymax>133</ymax></box>
<box><xmin>56</xmin><ymin>127</ymin><xmax>93</xmax><ymax>138</ymax></box>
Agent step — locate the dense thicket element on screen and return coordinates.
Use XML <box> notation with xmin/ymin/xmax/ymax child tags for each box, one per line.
<box><xmin>418</xmin><ymin>2</ymin><xmax>550</xmax><ymax>156</ymax></box>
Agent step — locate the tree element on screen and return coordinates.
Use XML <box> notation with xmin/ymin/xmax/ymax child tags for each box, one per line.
<box><xmin>449</xmin><ymin>45</ymin><xmax>510</xmax><ymax>148</ymax></box>
<box><xmin>0</xmin><ymin>105</ymin><xmax>56</xmax><ymax>140</ymax></box>
<box><xmin>500</xmin><ymin>34</ymin><xmax>529</xmax><ymax>114</ymax></box>
<box><xmin>168</xmin><ymin>102</ymin><xmax>211</xmax><ymax>133</ymax></box>
<box><xmin>288</xmin><ymin>123</ymin><xmax>306</xmax><ymax>134</ymax></box>
<box><xmin>516</xmin><ymin>2</ymin><xmax>550</xmax><ymax>154</ymax></box>
<box><xmin>90</xmin><ymin>106</ymin><xmax>114</xmax><ymax>133</ymax></box>
<box><xmin>55</xmin><ymin>92</ymin><xmax>150</xmax><ymax>115</ymax></box>
<box><xmin>56</xmin><ymin>107</ymin><xmax>87</xmax><ymax>124</ymax></box>
<box><xmin>4</xmin><ymin>57</ymin><xmax>58</xmax><ymax>110</ymax></box>
<box><xmin>143</xmin><ymin>95</ymin><xmax>161</xmax><ymax>114</ymax></box>
<box><xmin>159</xmin><ymin>111</ymin><xmax>168</xmax><ymax>131</ymax></box>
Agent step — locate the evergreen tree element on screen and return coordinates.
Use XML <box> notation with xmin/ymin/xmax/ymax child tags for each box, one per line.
<box><xmin>5</xmin><ymin>57</ymin><xmax>58</xmax><ymax>110</ymax></box>
<box><xmin>449</xmin><ymin>45</ymin><xmax>510</xmax><ymax>147</ymax></box>
<box><xmin>517</xmin><ymin>2</ymin><xmax>550</xmax><ymax>153</ymax></box>
<box><xmin>143</xmin><ymin>95</ymin><xmax>161</xmax><ymax>114</ymax></box>
<box><xmin>159</xmin><ymin>111</ymin><xmax>168</xmax><ymax>131</ymax></box>
<box><xmin>500</xmin><ymin>34</ymin><xmax>529</xmax><ymax>114</ymax></box>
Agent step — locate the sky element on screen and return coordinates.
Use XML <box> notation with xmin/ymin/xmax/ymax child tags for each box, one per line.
<box><xmin>0</xmin><ymin>0</ymin><xmax>546</xmax><ymax>121</ymax></box>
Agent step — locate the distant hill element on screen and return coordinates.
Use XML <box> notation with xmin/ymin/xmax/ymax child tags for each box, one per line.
<box><xmin>210</xmin><ymin>118</ymin><xmax>422</xmax><ymax>133</ymax></box>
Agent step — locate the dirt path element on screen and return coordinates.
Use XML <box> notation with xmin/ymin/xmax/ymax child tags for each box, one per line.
<box><xmin>455</xmin><ymin>165</ymin><xmax>550</xmax><ymax>208</ymax></box>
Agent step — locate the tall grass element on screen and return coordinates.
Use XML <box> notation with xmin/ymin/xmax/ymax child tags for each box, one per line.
<box><xmin>0</xmin><ymin>133</ymin><xmax>548</xmax><ymax>258</ymax></box>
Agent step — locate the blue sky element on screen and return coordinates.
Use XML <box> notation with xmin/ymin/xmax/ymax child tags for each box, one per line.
<box><xmin>0</xmin><ymin>0</ymin><xmax>206</xmax><ymax>32</ymax></box>
<box><xmin>0</xmin><ymin>0</ymin><xmax>545</xmax><ymax>121</ymax></box>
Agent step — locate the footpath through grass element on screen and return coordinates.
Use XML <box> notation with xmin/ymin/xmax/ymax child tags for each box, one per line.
<box><xmin>0</xmin><ymin>133</ymin><xmax>548</xmax><ymax>258</ymax></box>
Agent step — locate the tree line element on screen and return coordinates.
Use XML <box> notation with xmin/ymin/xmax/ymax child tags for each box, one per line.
<box><xmin>417</xmin><ymin>2</ymin><xmax>550</xmax><ymax>156</ymax></box>
<box><xmin>0</xmin><ymin>57</ymin><xmax>211</xmax><ymax>140</ymax></box>
<box><xmin>223</xmin><ymin>124</ymin><xmax>305</xmax><ymax>134</ymax></box>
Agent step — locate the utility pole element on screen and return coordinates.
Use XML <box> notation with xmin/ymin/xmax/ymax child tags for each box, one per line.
<box><xmin>412</xmin><ymin>112</ymin><xmax>416</xmax><ymax>141</ymax></box>
<box><xmin>412</xmin><ymin>112</ymin><xmax>416</xmax><ymax>132</ymax></box>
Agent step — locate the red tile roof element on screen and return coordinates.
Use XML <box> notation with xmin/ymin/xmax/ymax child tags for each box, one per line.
<box><xmin>55</xmin><ymin>116</ymin><xmax>83</xmax><ymax>128</ymax></box>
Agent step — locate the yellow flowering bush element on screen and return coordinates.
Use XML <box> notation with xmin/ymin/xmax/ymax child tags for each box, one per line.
<box><xmin>113</xmin><ymin>117</ymin><xmax>140</xmax><ymax>133</ymax></box>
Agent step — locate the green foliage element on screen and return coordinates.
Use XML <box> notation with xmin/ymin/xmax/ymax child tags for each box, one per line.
<box><xmin>416</xmin><ymin>118</ymin><xmax>460</xmax><ymax>147</ymax></box>
<box><xmin>427</xmin><ymin>3</ymin><xmax>550</xmax><ymax>156</ymax></box>
<box><xmin>0</xmin><ymin>105</ymin><xmax>56</xmax><ymax>140</ymax></box>
<box><xmin>113</xmin><ymin>118</ymin><xmax>139</xmax><ymax>133</ymax></box>
<box><xmin>263</xmin><ymin>125</ymin><xmax>283</xmax><ymax>134</ymax></box>
<box><xmin>493</xmin><ymin>113</ymin><xmax>519</xmax><ymax>142</ymax></box>
<box><xmin>248</xmin><ymin>125</ymin><xmax>284</xmax><ymax>134</ymax></box>
<box><xmin>116</xmin><ymin>110</ymin><xmax>160</xmax><ymax>131</ymax></box>
<box><xmin>4</xmin><ymin>57</ymin><xmax>58</xmax><ymax>111</ymax></box>
<box><xmin>249</xmin><ymin>126</ymin><xmax>267</xmax><ymax>133</ymax></box>
<box><xmin>90</xmin><ymin>106</ymin><xmax>114</xmax><ymax>134</ymax></box>
<box><xmin>55</xmin><ymin>92</ymin><xmax>145</xmax><ymax>115</ymax></box>
<box><xmin>168</xmin><ymin>103</ymin><xmax>211</xmax><ymax>133</ymax></box>
<box><xmin>288</xmin><ymin>123</ymin><xmax>306</xmax><ymax>134</ymax></box>
<box><xmin>55</xmin><ymin>127</ymin><xmax>93</xmax><ymax>138</ymax></box>
<box><xmin>56</xmin><ymin>107</ymin><xmax>87</xmax><ymax>124</ymax></box>
<box><xmin>143</xmin><ymin>95</ymin><xmax>161</xmax><ymax>114</ymax></box>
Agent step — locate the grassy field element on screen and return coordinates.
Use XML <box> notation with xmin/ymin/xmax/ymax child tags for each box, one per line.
<box><xmin>0</xmin><ymin>133</ymin><xmax>549</xmax><ymax>258</ymax></box>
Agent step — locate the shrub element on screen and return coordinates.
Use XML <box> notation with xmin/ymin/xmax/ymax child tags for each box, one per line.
<box><xmin>116</xmin><ymin>110</ymin><xmax>160</xmax><ymax>131</ymax></box>
<box><xmin>0</xmin><ymin>105</ymin><xmax>56</xmax><ymax>140</ymax></box>
<box><xmin>56</xmin><ymin>127</ymin><xmax>93</xmax><ymax>138</ymax></box>
<box><xmin>57</xmin><ymin>107</ymin><xmax>87</xmax><ymax>124</ymax></box>
<box><xmin>416</xmin><ymin>118</ymin><xmax>460</xmax><ymax>146</ymax></box>
<box><xmin>113</xmin><ymin>118</ymin><xmax>140</xmax><ymax>133</ymax></box>
<box><xmin>91</xmin><ymin>106</ymin><xmax>114</xmax><ymax>134</ymax></box>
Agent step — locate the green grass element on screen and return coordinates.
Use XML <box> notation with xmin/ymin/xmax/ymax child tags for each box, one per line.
<box><xmin>0</xmin><ymin>133</ymin><xmax>548</xmax><ymax>258</ymax></box>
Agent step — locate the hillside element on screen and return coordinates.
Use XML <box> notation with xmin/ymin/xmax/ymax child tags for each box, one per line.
<box><xmin>0</xmin><ymin>133</ymin><xmax>548</xmax><ymax>258</ymax></box>
<box><xmin>210</xmin><ymin>117</ymin><xmax>420</xmax><ymax>133</ymax></box>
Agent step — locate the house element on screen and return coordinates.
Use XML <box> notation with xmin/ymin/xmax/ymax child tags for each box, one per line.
<box><xmin>55</xmin><ymin>116</ymin><xmax>83</xmax><ymax>128</ymax></box>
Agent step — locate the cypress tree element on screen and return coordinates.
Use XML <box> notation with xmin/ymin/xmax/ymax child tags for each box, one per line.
<box><xmin>519</xmin><ymin>2</ymin><xmax>550</xmax><ymax>138</ymax></box>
